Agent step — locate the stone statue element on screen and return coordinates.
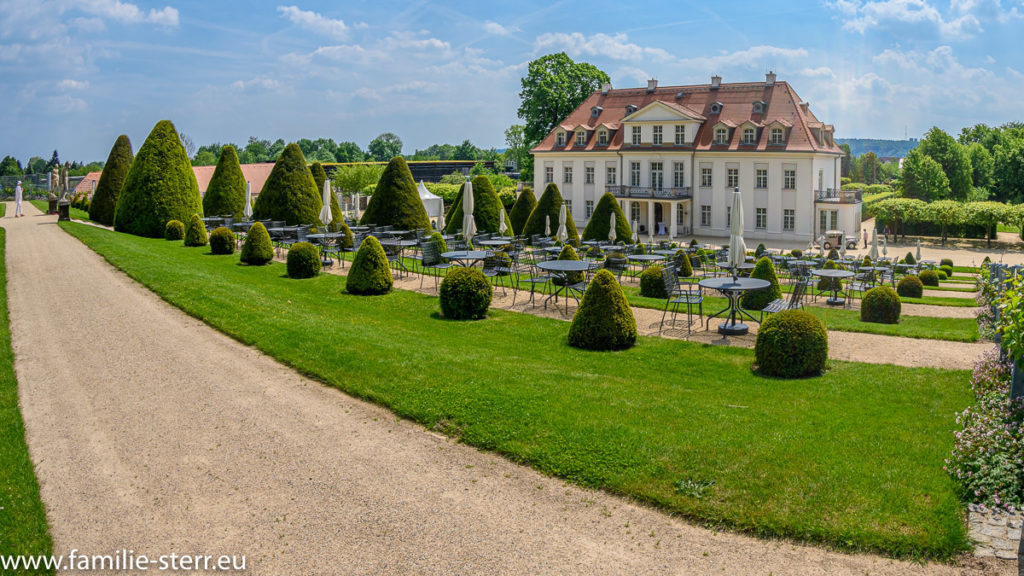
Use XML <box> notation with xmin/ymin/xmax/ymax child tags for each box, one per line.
<box><xmin>60</xmin><ymin>162</ymin><xmax>70</xmax><ymax>201</ymax></box>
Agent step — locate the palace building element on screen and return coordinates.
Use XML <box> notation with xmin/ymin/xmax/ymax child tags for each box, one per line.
<box><xmin>530</xmin><ymin>73</ymin><xmax>857</xmax><ymax>243</ymax></box>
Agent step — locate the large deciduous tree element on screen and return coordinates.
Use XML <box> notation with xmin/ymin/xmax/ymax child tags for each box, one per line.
<box><xmin>917</xmin><ymin>127</ymin><xmax>973</xmax><ymax>200</ymax></box>
<box><xmin>367</xmin><ymin>133</ymin><xmax>402</xmax><ymax>162</ymax></box>
<box><xmin>899</xmin><ymin>148</ymin><xmax>950</xmax><ymax>202</ymax></box>
<box><xmin>922</xmin><ymin>199</ymin><xmax>962</xmax><ymax>246</ymax></box>
<box><xmin>966</xmin><ymin>142</ymin><xmax>994</xmax><ymax>191</ymax></box>
<box><xmin>993</xmin><ymin>136</ymin><xmax>1024</xmax><ymax>204</ymax></box>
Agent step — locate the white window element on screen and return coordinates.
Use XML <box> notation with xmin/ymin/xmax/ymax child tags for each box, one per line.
<box><xmin>756</xmin><ymin>168</ymin><xmax>768</xmax><ymax>189</ymax></box>
<box><xmin>631</xmin><ymin>126</ymin><xmax>642</xmax><ymax>145</ymax></box>
<box><xmin>544</xmin><ymin>166</ymin><xmax>553</xmax><ymax>183</ymax></box>
<box><xmin>598</xmin><ymin>130</ymin><xmax>608</xmax><ymax>145</ymax></box>
<box><xmin>652</xmin><ymin>125</ymin><xmax>663</xmax><ymax>145</ymax></box>
<box><xmin>771</xmin><ymin>127</ymin><xmax>785</xmax><ymax>145</ymax></box>
<box><xmin>783</xmin><ymin>209</ymin><xmax>795</xmax><ymax>231</ymax></box>
<box><xmin>650</xmin><ymin>162</ymin><xmax>663</xmax><ymax>191</ymax></box>
<box><xmin>677</xmin><ymin>203</ymin><xmax>686</xmax><ymax>225</ymax></box>
<box><xmin>564</xmin><ymin>166</ymin><xmax>573</xmax><ymax>184</ymax></box>
<box><xmin>756</xmin><ymin>208</ymin><xmax>767</xmax><ymax>229</ymax></box>
<box><xmin>700</xmin><ymin>167</ymin><xmax>712</xmax><ymax>188</ymax></box>
<box><xmin>784</xmin><ymin>168</ymin><xmax>796</xmax><ymax>190</ymax></box>
<box><xmin>742</xmin><ymin>127</ymin><xmax>756</xmax><ymax>145</ymax></box>
<box><xmin>700</xmin><ymin>205</ymin><xmax>711</xmax><ymax>227</ymax></box>
<box><xmin>714</xmin><ymin>127</ymin><xmax>728</xmax><ymax>144</ymax></box>
<box><xmin>606</xmin><ymin>166</ymin><xmax>617</xmax><ymax>185</ymax></box>
<box><xmin>585</xmin><ymin>166</ymin><xmax>594</xmax><ymax>184</ymax></box>
<box><xmin>675</xmin><ymin>125</ymin><xmax>685</xmax><ymax>145</ymax></box>
<box><xmin>631</xmin><ymin>202</ymin><xmax>641</xmax><ymax>222</ymax></box>
<box><xmin>586</xmin><ymin>200</ymin><xmax>594</xmax><ymax>217</ymax></box>
<box><xmin>630</xmin><ymin>162</ymin><xmax>641</xmax><ymax>187</ymax></box>
<box><xmin>556</xmin><ymin>132</ymin><xmax>565</xmax><ymax>147</ymax></box>
<box><xmin>727</xmin><ymin>167</ymin><xmax>739</xmax><ymax>189</ymax></box>
<box><xmin>673</xmin><ymin>162</ymin><xmax>685</xmax><ymax>188</ymax></box>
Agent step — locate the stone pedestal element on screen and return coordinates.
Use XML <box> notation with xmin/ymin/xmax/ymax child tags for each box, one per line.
<box><xmin>47</xmin><ymin>197</ymin><xmax>58</xmax><ymax>214</ymax></box>
<box><xmin>57</xmin><ymin>202</ymin><xmax>70</xmax><ymax>222</ymax></box>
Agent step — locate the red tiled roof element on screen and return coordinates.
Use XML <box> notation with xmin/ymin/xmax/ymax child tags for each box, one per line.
<box><xmin>532</xmin><ymin>79</ymin><xmax>842</xmax><ymax>154</ymax></box>
<box><xmin>74</xmin><ymin>171</ymin><xmax>102</xmax><ymax>194</ymax></box>
<box><xmin>191</xmin><ymin>163</ymin><xmax>275</xmax><ymax>196</ymax></box>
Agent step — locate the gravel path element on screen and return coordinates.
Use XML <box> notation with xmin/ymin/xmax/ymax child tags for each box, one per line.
<box><xmin>5</xmin><ymin>203</ymin><xmax>1012</xmax><ymax>575</ymax></box>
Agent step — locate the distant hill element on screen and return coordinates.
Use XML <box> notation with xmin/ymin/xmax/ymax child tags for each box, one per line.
<box><xmin>837</xmin><ymin>138</ymin><xmax>918</xmax><ymax>158</ymax></box>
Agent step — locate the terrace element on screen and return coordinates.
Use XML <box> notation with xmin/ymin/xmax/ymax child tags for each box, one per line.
<box><xmin>607</xmin><ymin>185</ymin><xmax>692</xmax><ymax>200</ymax></box>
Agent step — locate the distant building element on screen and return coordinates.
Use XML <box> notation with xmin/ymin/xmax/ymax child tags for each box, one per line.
<box><xmin>530</xmin><ymin>73</ymin><xmax>855</xmax><ymax>242</ymax></box>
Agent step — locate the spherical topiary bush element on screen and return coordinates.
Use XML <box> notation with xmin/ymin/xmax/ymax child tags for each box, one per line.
<box><xmin>439</xmin><ymin>266</ymin><xmax>492</xmax><ymax>320</ymax></box>
<box><xmin>754</xmin><ymin>310</ymin><xmax>828</xmax><ymax>378</ymax></box>
<box><xmin>937</xmin><ymin>270</ymin><xmax>948</xmax><ymax>281</ymax></box>
<box><xmin>940</xmin><ymin>258</ymin><xmax>954</xmax><ymax>268</ymax></box>
<box><xmin>939</xmin><ymin>264</ymin><xmax>953</xmax><ymax>278</ymax></box>
<box><xmin>209</xmin><ymin>226</ymin><xmax>235</xmax><ymax>255</ymax></box>
<box><xmin>861</xmin><ymin>256</ymin><xmax>873</xmax><ymax>267</ymax></box>
<box><xmin>817</xmin><ymin>259</ymin><xmax>840</xmax><ymax>292</ymax></box>
<box><xmin>904</xmin><ymin>251</ymin><xmax>916</xmax><ymax>265</ymax></box>
<box><xmin>896</xmin><ymin>275</ymin><xmax>923</xmax><ymax>299</ymax></box>
<box><xmin>639</xmin><ymin>265</ymin><xmax>667</xmax><ymax>298</ymax></box>
<box><xmin>673</xmin><ymin>249</ymin><xmax>693</xmax><ymax>277</ymax></box>
<box><xmin>241</xmin><ymin>222</ymin><xmax>274</xmax><ymax>265</ymax></box>
<box><xmin>346</xmin><ymin>236</ymin><xmax>393</xmax><ymax>295</ymax></box>
<box><xmin>791</xmin><ymin>249</ymin><xmax>803</xmax><ymax>258</ymax></box>
<box><xmin>919</xmin><ymin>269</ymin><xmax>939</xmax><ymax>286</ymax></box>
<box><xmin>861</xmin><ymin>286</ymin><xmax>901</xmax><ymax>324</ymax></box>
<box><xmin>287</xmin><ymin>241</ymin><xmax>321</xmax><ymax>279</ymax></box>
<box><xmin>555</xmin><ymin>244</ymin><xmax>584</xmax><ymax>286</ymax></box>
<box><xmin>827</xmin><ymin>248</ymin><xmax>839</xmax><ymax>260</ymax></box>
<box><xmin>184</xmin><ymin>214</ymin><xmax>208</xmax><ymax>247</ymax></box>
<box><xmin>568</xmin><ymin>269</ymin><xmax>637</xmax><ymax>351</ymax></box>
<box><xmin>740</xmin><ymin>257</ymin><xmax>782</xmax><ymax>311</ymax></box>
<box><xmin>165</xmin><ymin>219</ymin><xmax>184</xmax><ymax>241</ymax></box>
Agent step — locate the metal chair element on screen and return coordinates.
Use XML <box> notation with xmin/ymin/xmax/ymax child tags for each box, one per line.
<box><xmin>660</xmin><ymin>268</ymin><xmax>704</xmax><ymax>334</ymax></box>
<box><xmin>419</xmin><ymin>240</ymin><xmax>452</xmax><ymax>291</ymax></box>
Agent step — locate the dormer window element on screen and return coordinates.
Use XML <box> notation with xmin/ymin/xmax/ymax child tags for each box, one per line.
<box><xmin>625</xmin><ymin>104</ymin><xmax>638</xmax><ymax>115</ymax></box>
<box><xmin>556</xmin><ymin>132</ymin><xmax>565</xmax><ymax>147</ymax></box>
<box><xmin>714</xmin><ymin>127</ymin><xmax>729</xmax><ymax>144</ymax></box>
<box><xmin>753</xmin><ymin>100</ymin><xmax>767</xmax><ymax>114</ymax></box>
<box><xmin>591</xmin><ymin>106</ymin><xmax>603</xmax><ymax>118</ymax></box>
<box><xmin>631</xmin><ymin>126</ymin><xmax>641</xmax><ymax>145</ymax></box>
<box><xmin>710</xmin><ymin>101</ymin><xmax>723</xmax><ymax>114</ymax></box>
<box><xmin>770</xmin><ymin>127</ymin><xmax>785</xmax><ymax>145</ymax></box>
<box><xmin>597</xmin><ymin>130</ymin><xmax>608</xmax><ymax>146</ymax></box>
<box><xmin>742</xmin><ymin>128</ymin><xmax>756</xmax><ymax>145</ymax></box>
<box><xmin>575</xmin><ymin>130</ymin><xmax>586</xmax><ymax>146</ymax></box>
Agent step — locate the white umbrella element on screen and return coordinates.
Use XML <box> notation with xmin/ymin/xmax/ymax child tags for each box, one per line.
<box><xmin>806</xmin><ymin>236</ymin><xmax>814</xmax><ymax>253</ymax></box>
<box><xmin>462</xmin><ymin>179</ymin><xmax>476</xmax><ymax>245</ymax></box>
<box><xmin>727</xmin><ymin>189</ymin><xmax>747</xmax><ymax>278</ymax></box>
<box><xmin>318</xmin><ymin>180</ymin><xmax>333</xmax><ymax>227</ymax></box>
<box><xmin>916</xmin><ymin>238</ymin><xmax>922</xmax><ymax>262</ymax></box>
<box><xmin>545</xmin><ymin>215</ymin><xmax>551</xmax><ymax>236</ymax></box>
<box><xmin>609</xmin><ymin>212</ymin><xmax>617</xmax><ymax>243</ymax></box>
<box><xmin>354</xmin><ymin>193</ymin><xmax>361</xmax><ymax>221</ymax></box>
<box><xmin>557</xmin><ymin>203</ymin><xmax>568</xmax><ymax>244</ymax></box>
<box><xmin>882</xmin><ymin>236</ymin><xmax>888</xmax><ymax>257</ymax></box>
<box><xmin>498</xmin><ymin>207</ymin><xmax>508</xmax><ymax>235</ymax></box>
<box><xmin>868</xmin><ymin>228</ymin><xmax>878</xmax><ymax>261</ymax></box>
<box><xmin>840</xmin><ymin>233</ymin><xmax>847</xmax><ymax>259</ymax></box>
<box><xmin>437</xmin><ymin>207</ymin><xmax>445</xmax><ymax>231</ymax></box>
<box><xmin>243</xmin><ymin>181</ymin><xmax>252</xmax><ymax>219</ymax></box>
<box><xmin>632</xmin><ymin>219</ymin><xmax>639</xmax><ymax>243</ymax></box>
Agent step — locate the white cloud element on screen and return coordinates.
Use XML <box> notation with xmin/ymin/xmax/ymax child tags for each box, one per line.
<box><xmin>382</xmin><ymin>32</ymin><xmax>451</xmax><ymax>53</ymax></box>
<box><xmin>231</xmin><ymin>77</ymin><xmax>280</xmax><ymax>91</ymax></box>
<box><xmin>483</xmin><ymin>21</ymin><xmax>516</xmax><ymax>36</ymax></box>
<box><xmin>58</xmin><ymin>79</ymin><xmax>89</xmax><ymax>90</ymax></box>
<box><xmin>533</xmin><ymin>32</ymin><xmax>672</xmax><ymax>61</ymax></box>
<box><xmin>797</xmin><ymin>66</ymin><xmax>837</xmax><ymax>78</ymax></box>
<box><xmin>830</xmin><ymin>0</ymin><xmax>988</xmax><ymax>38</ymax></box>
<box><xmin>679</xmin><ymin>45</ymin><xmax>809</xmax><ymax>70</ymax></box>
<box><xmin>70</xmin><ymin>16</ymin><xmax>106</xmax><ymax>32</ymax></box>
<box><xmin>276</xmin><ymin>6</ymin><xmax>349</xmax><ymax>39</ymax></box>
<box><xmin>76</xmin><ymin>0</ymin><xmax>179</xmax><ymax>26</ymax></box>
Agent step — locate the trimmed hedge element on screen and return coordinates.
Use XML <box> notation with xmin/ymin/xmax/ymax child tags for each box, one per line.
<box><xmin>673</xmin><ymin>249</ymin><xmax>693</xmax><ymax>277</ymax></box>
<box><xmin>555</xmin><ymin>244</ymin><xmax>584</xmax><ymax>285</ymax></box>
<box><xmin>896</xmin><ymin>275</ymin><xmax>924</xmax><ymax>299</ymax></box>
<box><xmin>241</xmin><ymin>222</ymin><xmax>274</xmax><ymax>265</ymax></box>
<box><xmin>359</xmin><ymin>157</ymin><xmax>430</xmax><ymax>230</ymax></box>
<box><xmin>827</xmin><ymin>248</ymin><xmax>839</xmax><ymax>261</ymax></box>
<box><xmin>202</xmin><ymin>145</ymin><xmax>246</xmax><ymax>217</ymax></box>
<box><xmin>252</xmin><ymin>143</ymin><xmax>322</xmax><ymax>225</ymax></box>
<box><xmin>791</xmin><ymin>249</ymin><xmax>803</xmax><ymax>257</ymax></box>
<box><xmin>937</xmin><ymin>270</ymin><xmax>948</xmax><ymax>281</ymax></box>
<box><xmin>861</xmin><ymin>286</ymin><xmax>901</xmax><ymax>324</ymax></box>
<box><xmin>508</xmin><ymin>187</ymin><xmax>536</xmax><ymax>235</ymax></box>
<box><xmin>939</xmin><ymin>265</ymin><xmax>954</xmax><ymax>278</ymax></box>
<box><xmin>639</xmin><ymin>265</ymin><xmax>667</xmax><ymax>298</ymax></box>
<box><xmin>114</xmin><ymin>120</ymin><xmax>203</xmax><ymax>237</ymax></box>
<box><xmin>287</xmin><ymin>241</ymin><xmax>321</xmax><ymax>278</ymax></box>
<box><xmin>184</xmin><ymin>214</ymin><xmax>208</xmax><ymax>247</ymax></box>
<box><xmin>755</xmin><ymin>310</ymin><xmax>828</xmax><ymax>378</ymax></box>
<box><xmin>940</xmin><ymin>258</ymin><xmax>954</xmax><ymax>268</ymax></box>
<box><xmin>439</xmin><ymin>266</ymin><xmax>492</xmax><ymax>320</ymax></box>
<box><xmin>755</xmin><ymin>243</ymin><xmax>767</xmax><ymax>257</ymax></box>
<box><xmin>919</xmin><ymin>269</ymin><xmax>939</xmax><ymax>286</ymax></box>
<box><xmin>346</xmin><ymin>236</ymin><xmax>393</xmax><ymax>295</ymax></box>
<box><xmin>521</xmin><ymin>183</ymin><xmax>578</xmax><ymax>241</ymax></box>
<box><xmin>740</xmin><ymin>257</ymin><xmax>782</xmax><ymax>311</ymax></box>
<box><xmin>904</xmin><ymin>251</ymin><xmax>916</xmax><ymax>265</ymax></box>
<box><xmin>817</xmin><ymin>259</ymin><xmax>841</xmax><ymax>291</ymax></box>
<box><xmin>443</xmin><ymin>176</ymin><xmax>513</xmax><ymax>235</ymax></box>
<box><xmin>89</xmin><ymin>134</ymin><xmax>133</xmax><ymax>226</ymax></box>
<box><xmin>209</xmin><ymin>226</ymin><xmax>235</xmax><ymax>255</ymax></box>
<box><xmin>164</xmin><ymin>219</ymin><xmax>184</xmax><ymax>241</ymax></box>
<box><xmin>567</xmin><ymin>269</ymin><xmax>637</xmax><ymax>351</ymax></box>
<box><xmin>581</xmin><ymin>192</ymin><xmax>632</xmax><ymax>243</ymax></box>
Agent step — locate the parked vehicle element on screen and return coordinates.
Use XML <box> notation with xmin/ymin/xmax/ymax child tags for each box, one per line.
<box><xmin>814</xmin><ymin>230</ymin><xmax>858</xmax><ymax>250</ymax></box>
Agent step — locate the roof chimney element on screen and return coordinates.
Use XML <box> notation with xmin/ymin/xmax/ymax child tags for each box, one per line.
<box><xmin>646</xmin><ymin>78</ymin><xmax>658</xmax><ymax>93</ymax></box>
<box><xmin>766</xmin><ymin>71</ymin><xmax>776</xmax><ymax>86</ymax></box>
<box><xmin>710</xmin><ymin>75</ymin><xmax>722</xmax><ymax>89</ymax></box>
<box><xmin>600</xmin><ymin>82</ymin><xmax>612</xmax><ymax>95</ymax></box>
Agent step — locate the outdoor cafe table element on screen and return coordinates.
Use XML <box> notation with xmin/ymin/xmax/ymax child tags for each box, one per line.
<box><xmin>716</xmin><ymin>261</ymin><xmax>755</xmax><ymax>273</ymax></box>
<box><xmin>812</xmin><ymin>268</ymin><xmax>855</xmax><ymax>305</ymax></box>
<box><xmin>652</xmin><ymin>249</ymin><xmax>681</xmax><ymax>257</ymax></box>
<box><xmin>441</xmin><ymin>250</ymin><xmax>489</xmax><ymax>267</ymax></box>
<box><xmin>381</xmin><ymin>239</ymin><xmax>419</xmax><ymax>276</ymax></box>
<box><xmin>475</xmin><ymin>239</ymin><xmax>515</xmax><ymax>248</ymax></box>
<box><xmin>698</xmin><ymin>277</ymin><xmax>771</xmax><ymax>336</ymax></box>
<box><xmin>536</xmin><ymin>259</ymin><xmax>592</xmax><ymax>314</ymax></box>
<box><xmin>629</xmin><ymin>254</ymin><xmax>667</xmax><ymax>271</ymax></box>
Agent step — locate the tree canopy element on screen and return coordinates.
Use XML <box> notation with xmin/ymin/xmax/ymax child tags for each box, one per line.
<box><xmin>899</xmin><ymin>148</ymin><xmax>950</xmax><ymax>202</ymax></box>
<box><xmin>368</xmin><ymin>133</ymin><xmax>402</xmax><ymax>162</ymax></box>
<box><xmin>917</xmin><ymin>127</ymin><xmax>973</xmax><ymax>200</ymax></box>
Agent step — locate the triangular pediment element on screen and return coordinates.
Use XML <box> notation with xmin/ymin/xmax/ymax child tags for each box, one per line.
<box><xmin>622</xmin><ymin>100</ymin><xmax>705</xmax><ymax>123</ymax></box>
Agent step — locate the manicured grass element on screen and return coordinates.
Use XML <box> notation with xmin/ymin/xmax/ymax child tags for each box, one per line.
<box><xmin>28</xmin><ymin>199</ymin><xmax>90</xmax><ymax>221</ymax></box>
<box><xmin>0</xmin><ymin>228</ymin><xmax>55</xmax><ymax>574</ymax></box>
<box><xmin>924</xmin><ymin>284</ymin><xmax>977</xmax><ymax>293</ymax></box>
<box><xmin>62</xmin><ymin>221</ymin><xmax>973</xmax><ymax>560</ymax></box>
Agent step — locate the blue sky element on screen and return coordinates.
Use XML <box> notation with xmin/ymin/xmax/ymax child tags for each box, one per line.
<box><xmin>1</xmin><ymin>0</ymin><xmax>1023</xmax><ymax>163</ymax></box>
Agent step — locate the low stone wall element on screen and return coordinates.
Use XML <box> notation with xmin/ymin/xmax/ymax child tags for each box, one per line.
<box><xmin>968</xmin><ymin>503</ymin><xmax>1022</xmax><ymax>560</ymax></box>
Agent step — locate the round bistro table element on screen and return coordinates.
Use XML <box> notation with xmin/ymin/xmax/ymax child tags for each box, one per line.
<box><xmin>698</xmin><ymin>277</ymin><xmax>771</xmax><ymax>335</ymax></box>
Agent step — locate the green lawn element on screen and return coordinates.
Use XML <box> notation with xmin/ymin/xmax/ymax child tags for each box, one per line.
<box><xmin>61</xmin><ymin>221</ymin><xmax>974</xmax><ymax>560</ymax></box>
<box><xmin>28</xmin><ymin>199</ymin><xmax>90</xmax><ymax>221</ymax></box>
<box><xmin>0</xmin><ymin>228</ymin><xmax>55</xmax><ymax>574</ymax></box>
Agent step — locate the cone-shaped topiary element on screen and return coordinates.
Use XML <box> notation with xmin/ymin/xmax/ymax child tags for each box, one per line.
<box><xmin>554</xmin><ymin>244</ymin><xmax>584</xmax><ymax>286</ymax></box>
<box><xmin>521</xmin><ymin>183</ymin><xmax>579</xmax><ymax>240</ymax></box>
<box><xmin>581</xmin><ymin>192</ymin><xmax>633</xmax><ymax>243</ymax></box>
<box><xmin>311</xmin><ymin>162</ymin><xmax>345</xmax><ymax>226</ymax></box>
<box><xmin>241</xmin><ymin>222</ymin><xmax>274</xmax><ymax>265</ymax></box>
<box><xmin>919</xmin><ymin>269</ymin><xmax>939</xmax><ymax>286</ymax></box>
<box><xmin>114</xmin><ymin>120</ymin><xmax>203</xmax><ymax>237</ymax></box>
<box><xmin>165</xmin><ymin>219</ymin><xmax>184</xmax><ymax>241</ymax></box>
<box><xmin>252</xmin><ymin>143</ymin><xmax>321</xmax><ymax>225</ymax></box>
<box><xmin>184</xmin><ymin>214</ymin><xmax>208</xmax><ymax>247</ymax></box>
<box><xmin>346</xmin><ymin>236</ymin><xmax>393</xmax><ymax>295</ymax></box>
<box><xmin>508</xmin><ymin>187</ymin><xmax>536</xmax><ymax>235</ymax></box>
<box><xmin>671</xmin><ymin>249</ymin><xmax>694</xmax><ymax>277</ymax></box>
<box><xmin>755</xmin><ymin>243</ymin><xmax>767</xmax><ymax>257</ymax></box>
<box><xmin>904</xmin><ymin>251</ymin><xmax>916</xmax><ymax>265</ymax></box>
<box><xmin>429</xmin><ymin>230</ymin><xmax>448</xmax><ymax>261</ymax></box>
<box><xmin>359</xmin><ymin>157</ymin><xmax>430</xmax><ymax>230</ymax></box>
<box><xmin>817</xmin><ymin>259</ymin><xmax>840</xmax><ymax>291</ymax></box>
<box><xmin>861</xmin><ymin>286</ymin><xmax>901</xmax><ymax>324</ymax></box>
<box><xmin>827</xmin><ymin>248</ymin><xmax>839</xmax><ymax>260</ymax></box>
<box><xmin>311</xmin><ymin>162</ymin><xmax>327</xmax><ymax>195</ymax></box>
<box><xmin>741</xmin><ymin>257</ymin><xmax>782</xmax><ymax>311</ymax></box>
<box><xmin>89</xmin><ymin>134</ymin><xmax>133</xmax><ymax>226</ymax></box>
<box><xmin>287</xmin><ymin>242</ymin><xmax>321</xmax><ymax>278</ymax></box>
<box><xmin>755</xmin><ymin>310</ymin><xmax>828</xmax><ymax>378</ymax></box>
<box><xmin>209</xmin><ymin>226</ymin><xmax>235</xmax><ymax>255</ymax></box>
<box><xmin>897</xmin><ymin>275</ymin><xmax>924</xmax><ymax>298</ymax></box>
<box><xmin>439</xmin><ymin>266</ymin><xmax>492</xmax><ymax>320</ymax></box>
<box><xmin>336</xmin><ymin>220</ymin><xmax>354</xmax><ymax>249</ymax></box>
<box><xmin>443</xmin><ymin>176</ymin><xmax>513</xmax><ymax>235</ymax></box>
<box><xmin>861</xmin><ymin>255</ymin><xmax>873</xmax><ymax>267</ymax></box>
<box><xmin>639</xmin><ymin>265</ymin><xmax>667</xmax><ymax>298</ymax></box>
<box><xmin>568</xmin><ymin>269</ymin><xmax>637</xmax><ymax>351</ymax></box>
<box><xmin>202</xmin><ymin>145</ymin><xmax>246</xmax><ymax>217</ymax></box>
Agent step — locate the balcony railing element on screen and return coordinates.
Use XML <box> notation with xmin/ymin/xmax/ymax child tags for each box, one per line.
<box><xmin>815</xmin><ymin>188</ymin><xmax>862</xmax><ymax>203</ymax></box>
<box><xmin>607</xmin><ymin>186</ymin><xmax>692</xmax><ymax>200</ymax></box>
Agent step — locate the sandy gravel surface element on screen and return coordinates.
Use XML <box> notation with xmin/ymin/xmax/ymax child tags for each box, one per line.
<box><xmin>4</xmin><ymin>206</ymin><xmax>1014</xmax><ymax>575</ymax></box>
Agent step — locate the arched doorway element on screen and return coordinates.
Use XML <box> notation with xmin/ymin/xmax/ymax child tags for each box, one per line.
<box><xmin>654</xmin><ymin>203</ymin><xmax>664</xmax><ymax>235</ymax></box>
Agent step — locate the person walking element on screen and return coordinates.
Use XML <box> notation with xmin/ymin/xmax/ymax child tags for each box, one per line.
<box><xmin>14</xmin><ymin>180</ymin><xmax>23</xmax><ymax>217</ymax></box>
<box><xmin>862</xmin><ymin>228</ymin><xmax>868</xmax><ymax>249</ymax></box>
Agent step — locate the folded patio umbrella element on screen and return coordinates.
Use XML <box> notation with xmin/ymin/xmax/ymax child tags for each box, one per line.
<box><xmin>462</xmin><ymin>179</ymin><xmax>476</xmax><ymax>245</ymax></box>
<box><xmin>545</xmin><ymin>215</ymin><xmax>550</xmax><ymax>237</ymax></box>
<box><xmin>916</xmin><ymin>238</ymin><xmax>922</xmax><ymax>262</ymax></box>
<box><xmin>499</xmin><ymin>208</ymin><xmax>508</xmax><ymax>236</ymax></box>
<box><xmin>243</xmin><ymin>181</ymin><xmax>252</xmax><ymax>219</ymax></box>
<box><xmin>318</xmin><ymin>180</ymin><xmax>332</xmax><ymax>227</ymax></box>
<box><xmin>727</xmin><ymin>189</ymin><xmax>747</xmax><ymax>278</ymax></box>
<box><xmin>609</xmin><ymin>212</ymin><xmax>616</xmax><ymax>243</ymax></box>
<box><xmin>557</xmin><ymin>203</ymin><xmax>568</xmax><ymax>244</ymax></box>
<box><xmin>868</xmin><ymin>228</ymin><xmax>878</xmax><ymax>261</ymax></box>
